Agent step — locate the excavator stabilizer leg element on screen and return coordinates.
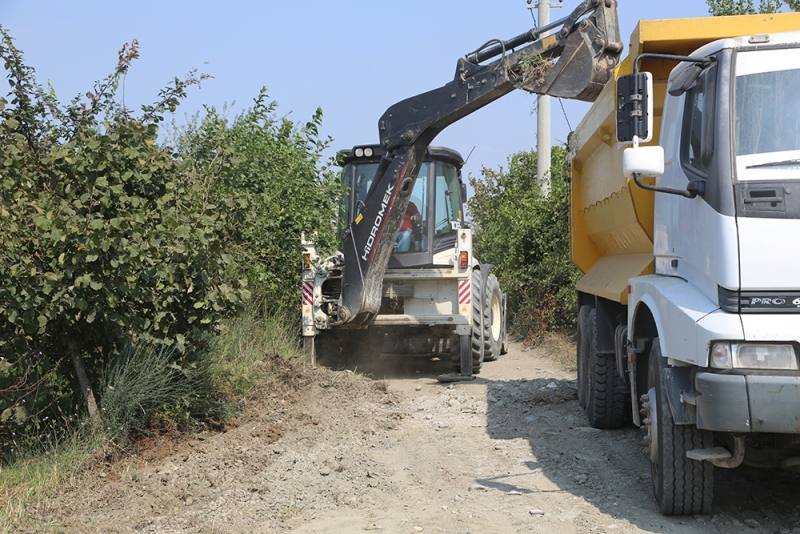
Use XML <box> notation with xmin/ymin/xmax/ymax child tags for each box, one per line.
<box><xmin>437</xmin><ymin>335</ymin><xmax>476</xmax><ymax>383</ymax></box>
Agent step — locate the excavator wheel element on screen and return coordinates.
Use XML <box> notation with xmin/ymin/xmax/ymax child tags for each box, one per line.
<box><xmin>446</xmin><ymin>333</ymin><xmax>475</xmax><ymax>379</ymax></box>
<box><xmin>483</xmin><ymin>274</ymin><xmax>503</xmax><ymax>362</ymax></box>
<box><xmin>470</xmin><ymin>269</ymin><xmax>488</xmax><ymax>373</ymax></box>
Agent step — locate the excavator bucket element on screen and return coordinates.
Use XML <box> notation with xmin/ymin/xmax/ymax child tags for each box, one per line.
<box><xmin>518</xmin><ymin>1</ymin><xmax>622</xmax><ymax>102</ymax></box>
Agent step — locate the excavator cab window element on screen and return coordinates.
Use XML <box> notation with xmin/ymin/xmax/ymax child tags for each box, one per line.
<box><xmin>339</xmin><ymin>160</ymin><xmax>380</xmax><ymax>233</ymax></box>
<box><xmin>352</xmin><ymin>163</ymin><xmax>380</xmax><ymax>221</ymax></box>
<box><xmin>433</xmin><ymin>161</ymin><xmax>462</xmax><ymax>237</ymax></box>
<box><xmin>340</xmin><ymin>155</ymin><xmax>463</xmax><ymax>261</ymax></box>
<box><xmin>395</xmin><ymin>165</ymin><xmax>429</xmax><ymax>254</ymax></box>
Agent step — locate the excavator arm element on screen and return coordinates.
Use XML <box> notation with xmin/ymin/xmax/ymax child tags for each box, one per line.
<box><xmin>337</xmin><ymin>0</ymin><xmax>621</xmax><ymax>325</ymax></box>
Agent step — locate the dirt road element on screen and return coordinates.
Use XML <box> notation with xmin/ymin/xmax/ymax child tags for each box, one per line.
<box><xmin>36</xmin><ymin>341</ymin><xmax>800</xmax><ymax>533</ymax></box>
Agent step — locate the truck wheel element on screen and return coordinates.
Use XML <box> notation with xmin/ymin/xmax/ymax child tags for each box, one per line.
<box><xmin>576</xmin><ymin>305</ymin><xmax>593</xmax><ymax>409</ymax></box>
<box><xmin>644</xmin><ymin>338</ymin><xmax>714</xmax><ymax>515</ymax></box>
<box><xmin>585</xmin><ymin>309</ymin><xmax>627</xmax><ymax>429</ymax></box>
<box><xmin>578</xmin><ymin>306</ymin><xmax>627</xmax><ymax>429</ymax></box>
<box><xmin>483</xmin><ymin>274</ymin><xmax>503</xmax><ymax>362</ymax></box>
<box><xmin>470</xmin><ymin>270</ymin><xmax>488</xmax><ymax>372</ymax></box>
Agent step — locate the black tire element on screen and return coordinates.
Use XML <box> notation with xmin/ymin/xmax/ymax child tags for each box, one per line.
<box><xmin>470</xmin><ymin>270</ymin><xmax>487</xmax><ymax>373</ymax></box>
<box><xmin>483</xmin><ymin>274</ymin><xmax>503</xmax><ymax>362</ymax></box>
<box><xmin>578</xmin><ymin>306</ymin><xmax>627</xmax><ymax>429</ymax></box>
<box><xmin>646</xmin><ymin>338</ymin><xmax>714</xmax><ymax>515</ymax></box>
<box><xmin>576</xmin><ymin>305</ymin><xmax>593</xmax><ymax>410</ymax></box>
<box><xmin>450</xmin><ymin>334</ymin><xmax>460</xmax><ymax>372</ymax></box>
<box><xmin>585</xmin><ymin>309</ymin><xmax>627</xmax><ymax>429</ymax></box>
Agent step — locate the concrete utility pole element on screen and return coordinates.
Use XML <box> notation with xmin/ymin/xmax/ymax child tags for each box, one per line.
<box><xmin>528</xmin><ymin>0</ymin><xmax>562</xmax><ymax>196</ymax></box>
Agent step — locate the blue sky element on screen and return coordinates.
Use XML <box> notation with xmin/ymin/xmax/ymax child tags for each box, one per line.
<box><xmin>4</xmin><ymin>1</ymin><xmax>715</xmax><ymax>180</ymax></box>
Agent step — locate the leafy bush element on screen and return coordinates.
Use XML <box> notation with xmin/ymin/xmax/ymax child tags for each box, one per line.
<box><xmin>468</xmin><ymin>146</ymin><xmax>580</xmax><ymax>341</ymax></box>
<box><xmin>172</xmin><ymin>91</ymin><xmax>342</xmax><ymax>314</ymax></box>
<box><xmin>0</xmin><ymin>29</ymin><xmax>247</xmax><ymax>449</ymax></box>
<box><xmin>0</xmin><ymin>24</ymin><xmax>343</xmax><ymax>459</ymax></box>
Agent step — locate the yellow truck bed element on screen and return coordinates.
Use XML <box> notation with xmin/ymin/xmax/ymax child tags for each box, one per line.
<box><xmin>569</xmin><ymin>11</ymin><xmax>800</xmax><ymax>304</ymax></box>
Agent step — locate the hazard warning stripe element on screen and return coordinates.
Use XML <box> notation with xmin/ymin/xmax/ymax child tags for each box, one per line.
<box><xmin>458</xmin><ymin>280</ymin><xmax>471</xmax><ymax>305</ymax></box>
<box><xmin>302</xmin><ymin>282</ymin><xmax>313</xmax><ymax>306</ymax></box>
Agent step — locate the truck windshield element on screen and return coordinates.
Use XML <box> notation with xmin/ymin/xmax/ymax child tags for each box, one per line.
<box><xmin>735</xmin><ymin>48</ymin><xmax>800</xmax><ymax>180</ymax></box>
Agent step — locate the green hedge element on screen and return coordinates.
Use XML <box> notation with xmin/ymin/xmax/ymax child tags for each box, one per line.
<box><xmin>0</xmin><ymin>29</ymin><xmax>339</xmax><ymax>457</ymax></box>
<box><xmin>468</xmin><ymin>146</ymin><xmax>580</xmax><ymax>341</ymax></box>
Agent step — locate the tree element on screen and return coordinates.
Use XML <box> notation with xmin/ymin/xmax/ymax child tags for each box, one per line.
<box><xmin>707</xmin><ymin>0</ymin><xmax>799</xmax><ymax>15</ymax></box>
<box><xmin>468</xmin><ymin>146</ymin><xmax>580</xmax><ymax>340</ymax></box>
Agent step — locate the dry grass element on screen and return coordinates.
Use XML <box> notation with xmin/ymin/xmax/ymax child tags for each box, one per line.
<box><xmin>0</xmin><ymin>431</ymin><xmax>101</xmax><ymax>533</ymax></box>
<box><xmin>0</xmin><ymin>311</ymin><xmax>305</xmax><ymax>533</ymax></box>
<box><xmin>529</xmin><ymin>332</ymin><xmax>576</xmax><ymax>373</ymax></box>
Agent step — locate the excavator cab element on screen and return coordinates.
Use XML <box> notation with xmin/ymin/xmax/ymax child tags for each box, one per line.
<box><xmin>338</xmin><ymin>145</ymin><xmax>466</xmax><ymax>269</ymax></box>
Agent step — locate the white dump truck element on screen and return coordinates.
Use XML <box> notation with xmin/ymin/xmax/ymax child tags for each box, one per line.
<box><xmin>571</xmin><ymin>11</ymin><xmax>800</xmax><ymax>515</ymax></box>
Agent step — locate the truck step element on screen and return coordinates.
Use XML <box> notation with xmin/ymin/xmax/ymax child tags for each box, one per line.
<box><xmin>686</xmin><ymin>447</ymin><xmax>732</xmax><ymax>461</ymax></box>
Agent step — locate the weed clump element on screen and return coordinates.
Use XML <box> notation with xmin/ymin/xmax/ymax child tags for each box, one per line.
<box><xmin>512</xmin><ymin>52</ymin><xmax>554</xmax><ymax>88</ymax></box>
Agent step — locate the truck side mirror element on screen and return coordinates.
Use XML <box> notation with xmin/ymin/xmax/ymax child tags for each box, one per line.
<box><xmin>668</xmin><ymin>64</ymin><xmax>703</xmax><ymax>96</ymax></box>
<box><xmin>623</xmin><ymin>145</ymin><xmax>664</xmax><ymax>178</ymax></box>
<box><xmin>616</xmin><ymin>72</ymin><xmax>654</xmax><ymax>144</ymax></box>
<box><xmin>460</xmin><ymin>182</ymin><xmax>467</xmax><ymax>204</ymax></box>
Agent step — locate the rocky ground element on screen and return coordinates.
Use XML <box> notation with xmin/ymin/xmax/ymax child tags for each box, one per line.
<box><xmin>19</xmin><ymin>341</ymin><xmax>800</xmax><ymax>533</ymax></box>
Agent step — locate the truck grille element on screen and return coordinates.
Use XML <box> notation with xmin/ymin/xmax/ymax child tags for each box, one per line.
<box><xmin>719</xmin><ymin>286</ymin><xmax>800</xmax><ymax>313</ymax></box>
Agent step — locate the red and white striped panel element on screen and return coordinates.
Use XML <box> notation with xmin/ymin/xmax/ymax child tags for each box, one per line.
<box><xmin>302</xmin><ymin>282</ymin><xmax>314</xmax><ymax>306</ymax></box>
<box><xmin>458</xmin><ymin>280</ymin><xmax>471</xmax><ymax>305</ymax></box>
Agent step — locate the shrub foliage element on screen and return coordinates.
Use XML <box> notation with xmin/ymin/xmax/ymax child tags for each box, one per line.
<box><xmin>172</xmin><ymin>91</ymin><xmax>341</xmax><ymax>312</ymax></box>
<box><xmin>706</xmin><ymin>0</ymin><xmax>799</xmax><ymax>15</ymax></box>
<box><xmin>0</xmin><ymin>28</ymin><xmax>339</xmax><ymax>456</ymax></box>
<box><xmin>469</xmin><ymin>146</ymin><xmax>580</xmax><ymax>340</ymax></box>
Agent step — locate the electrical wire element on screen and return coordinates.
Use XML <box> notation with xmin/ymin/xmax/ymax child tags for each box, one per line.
<box><xmin>558</xmin><ymin>98</ymin><xmax>572</xmax><ymax>133</ymax></box>
<box><xmin>528</xmin><ymin>2</ymin><xmax>538</xmax><ymax>27</ymax></box>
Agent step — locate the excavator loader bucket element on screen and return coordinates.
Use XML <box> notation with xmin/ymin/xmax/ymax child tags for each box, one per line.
<box><xmin>518</xmin><ymin>1</ymin><xmax>622</xmax><ymax>102</ymax></box>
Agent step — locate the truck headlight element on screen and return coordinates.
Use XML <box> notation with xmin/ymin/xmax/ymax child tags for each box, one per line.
<box><xmin>710</xmin><ymin>342</ymin><xmax>798</xmax><ymax>370</ymax></box>
<box><xmin>711</xmin><ymin>343</ymin><xmax>732</xmax><ymax>369</ymax></box>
